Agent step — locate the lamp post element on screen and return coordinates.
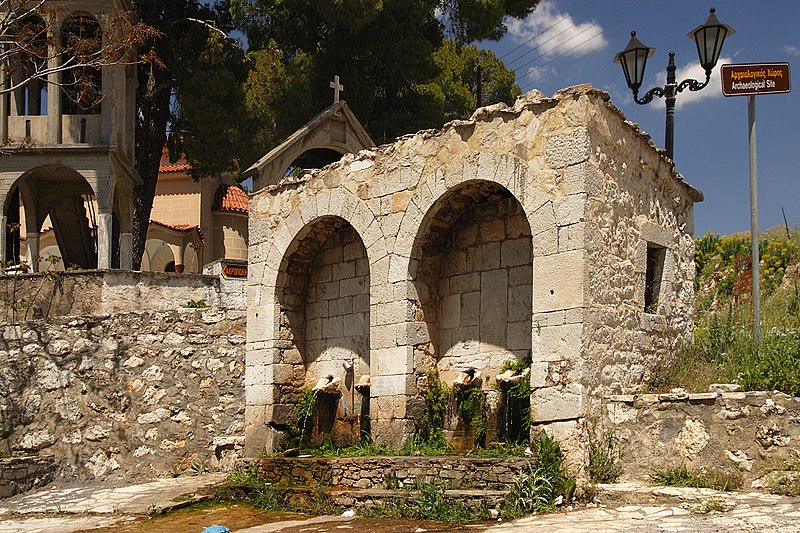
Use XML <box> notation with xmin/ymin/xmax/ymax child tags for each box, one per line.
<box><xmin>614</xmin><ymin>8</ymin><xmax>734</xmax><ymax>160</ymax></box>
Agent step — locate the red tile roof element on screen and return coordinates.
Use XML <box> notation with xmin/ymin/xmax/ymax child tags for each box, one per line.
<box><xmin>213</xmin><ymin>184</ymin><xmax>248</xmax><ymax>213</ymax></box>
<box><xmin>150</xmin><ymin>220</ymin><xmax>199</xmax><ymax>232</ymax></box>
<box><xmin>159</xmin><ymin>163</ymin><xmax>192</xmax><ymax>173</ymax></box>
<box><xmin>159</xmin><ymin>145</ymin><xmax>191</xmax><ymax>173</ymax></box>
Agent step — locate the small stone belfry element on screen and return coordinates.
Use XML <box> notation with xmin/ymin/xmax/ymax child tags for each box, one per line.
<box><xmin>0</xmin><ymin>0</ymin><xmax>138</xmax><ymax>271</ymax></box>
<box><xmin>245</xmin><ymin>85</ymin><xmax>701</xmax><ymax>457</ymax></box>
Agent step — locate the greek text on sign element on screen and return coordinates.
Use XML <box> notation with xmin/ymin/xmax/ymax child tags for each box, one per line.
<box><xmin>221</xmin><ymin>262</ymin><xmax>248</xmax><ymax>279</ymax></box>
<box><xmin>721</xmin><ymin>63</ymin><xmax>791</xmax><ymax>97</ymax></box>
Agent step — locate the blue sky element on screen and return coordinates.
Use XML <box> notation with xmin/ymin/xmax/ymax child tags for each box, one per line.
<box><xmin>479</xmin><ymin>0</ymin><xmax>799</xmax><ymax>237</ymax></box>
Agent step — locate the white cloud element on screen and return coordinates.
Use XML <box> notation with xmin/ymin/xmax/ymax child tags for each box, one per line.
<box><xmin>647</xmin><ymin>56</ymin><xmax>731</xmax><ymax>109</ymax></box>
<box><xmin>783</xmin><ymin>45</ymin><xmax>800</xmax><ymax>57</ymax></box>
<box><xmin>525</xmin><ymin>64</ymin><xmax>556</xmax><ymax>83</ymax></box>
<box><xmin>506</xmin><ymin>0</ymin><xmax>607</xmax><ymax>59</ymax></box>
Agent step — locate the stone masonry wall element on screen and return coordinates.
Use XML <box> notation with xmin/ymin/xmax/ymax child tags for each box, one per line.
<box><xmin>0</xmin><ymin>270</ymin><xmax>242</xmax><ymax>320</ymax></box>
<box><xmin>583</xmin><ymin>100</ymin><xmax>698</xmax><ymax>397</ymax></box>
<box><xmin>0</xmin><ymin>309</ymin><xmax>245</xmax><ymax>481</ymax></box>
<box><xmin>433</xmin><ymin>196</ymin><xmax>532</xmax><ymax>382</ymax></box>
<box><xmin>525</xmin><ymin>94</ymin><xmax>700</xmax><ymax>472</ymax></box>
<box><xmin>602</xmin><ymin>389</ymin><xmax>800</xmax><ymax>485</ymax></box>
<box><xmin>242</xmin><ymin>456</ymin><xmax>530</xmax><ymax>491</ymax></box>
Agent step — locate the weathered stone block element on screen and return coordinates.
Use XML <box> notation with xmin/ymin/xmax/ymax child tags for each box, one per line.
<box><xmin>531</xmin><ymin>383</ymin><xmax>585</xmax><ymax>422</ymax></box>
<box><xmin>534</xmin><ymin>250</ymin><xmax>584</xmax><ymax>312</ymax></box>
<box><xmin>544</xmin><ymin>129</ymin><xmax>590</xmax><ymax>168</ymax></box>
<box><xmin>375</xmin><ymin>346</ymin><xmax>411</xmax><ymax>376</ymax></box>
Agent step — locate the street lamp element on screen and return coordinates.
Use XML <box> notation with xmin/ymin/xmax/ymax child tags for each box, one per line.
<box><xmin>614</xmin><ymin>7</ymin><xmax>734</xmax><ymax>160</ymax></box>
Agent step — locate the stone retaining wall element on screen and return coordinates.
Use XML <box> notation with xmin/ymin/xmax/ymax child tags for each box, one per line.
<box><xmin>0</xmin><ymin>270</ymin><xmax>244</xmax><ymax>320</ymax></box>
<box><xmin>0</xmin><ymin>309</ymin><xmax>246</xmax><ymax>481</ymax></box>
<box><xmin>241</xmin><ymin>456</ymin><xmax>530</xmax><ymax>490</ymax></box>
<box><xmin>602</xmin><ymin>388</ymin><xmax>800</xmax><ymax>485</ymax></box>
<box><xmin>0</xmin><ymin>455</ymin><xmax>55</xmax><ymax>498</ymax></box>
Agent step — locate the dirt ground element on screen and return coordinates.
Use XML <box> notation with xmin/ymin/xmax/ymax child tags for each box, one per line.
<box><xmin>74</xmin><ymin>501</ymin><xmax>493</xmax><ymax>533</ymax></box>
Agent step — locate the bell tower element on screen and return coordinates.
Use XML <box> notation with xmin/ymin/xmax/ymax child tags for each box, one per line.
<box><xmin>0</xmin><ymin>0</ymin><xmax>139</xmax><ymax>271</ymax></box>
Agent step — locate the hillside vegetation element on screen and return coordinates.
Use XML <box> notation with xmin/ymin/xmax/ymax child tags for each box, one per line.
<box><xmin>649</xmin><ymin>230</ymin><xmax>800</xmax><ymax>395</ymax></box>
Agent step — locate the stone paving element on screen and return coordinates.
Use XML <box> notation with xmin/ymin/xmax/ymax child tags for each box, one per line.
<box><xmin>486</xmin><ymin>484</ymin><xmax>800</xmax><ymax>532</ymax></box>
<box><xmin>1</xmin><ymin>476</ymin><xmax>800</xmax><ymax>532</ymax></box>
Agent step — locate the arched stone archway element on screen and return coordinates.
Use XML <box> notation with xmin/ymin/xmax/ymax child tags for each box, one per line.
<box><xmin>410</xmin><ymin>180</ymin><xmax>533</xmax><ymax>446</ymax></box>
<box><xmin>272</xmin><ymin>215</ymin><xmax>371</xmax><ymax>448</ymax></box>
<box><xmin>2</xmin><ymin>165</ymin><xmax>97</xmax><ymax>270</ymax></box>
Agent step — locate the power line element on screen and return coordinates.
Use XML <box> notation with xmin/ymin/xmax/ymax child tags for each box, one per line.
<box><xmin>500</xmin><ymin>0</ymin><xmax>598</xmax><ymax>63</ymax></box>
<box><xmin>515</xmin><ymin>1</ymin><xmax>654</xmax><ymax>92</ymax></box>
<box><xmin>507</xmin><ymin>0</ymin><xmax>622</xmax><ymax>68</ymax></box>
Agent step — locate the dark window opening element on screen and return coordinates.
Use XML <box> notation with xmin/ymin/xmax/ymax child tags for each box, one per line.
<box><xmin>644</xmin><ymin>245</ymin><xmax>666</xmax><ymax>313</ymax></box>
<box><xmin>61</xmin><ymin>16</ymin><xmax>102</xmax><ymax>115</ymax></box>
<box><xmin>12</xmin><ymin>16</ymin><xmax>48</xmax><ymax>117</ymax></box>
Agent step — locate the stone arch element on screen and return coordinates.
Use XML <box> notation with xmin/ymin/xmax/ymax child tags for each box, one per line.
<box><xmin>402</xmin><ymin>169</ymin><xmax>534</xmax><ymax>446</ymax></box>
<box><xmin>2</xmin><ymin>164</ymin><xmax>97</xmax><ymax>270</ymax></box>
<box><xmin>273</xmin><ymin>214</ymin><xmax>371</xmax><ymax>446</ymax></box>
<box><xmin>394</xmin><ymin>152</ymin><xmax>534</xmax><ymax>263</ymax></box>
<box><xmin>144</xmin><ymin>239</ymin><xmax>176</xmax><ymax>272</ymax></box>
<box><xmin>247</xmin><ymin>188</ymin><xmax>388</xmax><ymax>452</ymax></box>
<box><xmin>260</xmin><ymin>189</ymin><xmax>387</xmax><ymax>290</ymax></box>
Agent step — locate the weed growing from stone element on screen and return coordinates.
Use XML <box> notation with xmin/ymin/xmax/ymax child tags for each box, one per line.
<box><xmin>769</xmin><ymin>475</ymin><xmax>800</xmax><ymax>496</ymax></box>
<box><xmin>690</xmin><ymin>498</ymin><xmax>730</xmax><ymax>514</ymax></box>
<box><xmin>503</xmin><ymin>431</ymin><xmax>576</xmax><ymax>518</ymax></box>
<box><xmin>500</xmin><ymin>358</ymin><xmax>532</xmax><ymax>443</ymax></box>
<box><xmin>419</xmin><ymin>369</ymin><xmax>452</xmax><ymax>443</ymax></box>
<box><xmin>587</xmin><ymin>427</ymin><xmax>623</xmax><ymax>483</ymax></box>
<box><xmin>650</xmin><ymin>465</ymin><xmax>742</xmax><ymax>491</ymax></box>
<box><xmin>357</xmin><ymin>478</ymin><xmax>488</xmax><ymax>522</ymax></box>
<box><xmin>455</xmin><ymin>386</ymin><xmax>486</xmax><ymax>447</ymax></box>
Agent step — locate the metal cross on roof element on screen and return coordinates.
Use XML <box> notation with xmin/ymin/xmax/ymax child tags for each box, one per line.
<box><xmin>329</xmin><ymin>75</ymin><xmax>344</xmax><ymax>104</ymax></box>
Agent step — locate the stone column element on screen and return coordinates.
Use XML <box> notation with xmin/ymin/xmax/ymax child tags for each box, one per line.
<box><xmin>0</xmin><ymin>215</ymin><xmax>6</xmax><ymax>268</ymax></box>
<box><xmin>96</xmin><ymin>212</ymin><xmax>113</xmax><ymax>269</ymax></box>
<box><xmin>47</xmin><ymin>29</ymin><xmax>62</xmax><ymax>145</ymax></box>
<box><xmin>119</xmin><ymin>232</ymin><xmax>133</xmax><ymax>270</ymax></box>
<box><xmin>0</xmin><ymin>66</ymin><xmax>8</xmax><ymax>144</ymax></box>
<box><xmin>26</xmin><ymin>231</ymin><xmax>39</xmax><ymax>273</ymax></box>
<box><xmin>174</xmin><ymin>239</ymin><xmax>185</xmax><ymax>273</ymax></box>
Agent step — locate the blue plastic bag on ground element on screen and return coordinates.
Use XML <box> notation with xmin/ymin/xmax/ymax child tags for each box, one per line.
<box><xmin>201</xmin><ymin>526</ymin><xmax>230</xmax><ymax>533</ymax></box>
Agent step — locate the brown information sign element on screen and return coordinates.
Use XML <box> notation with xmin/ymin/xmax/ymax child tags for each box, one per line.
<box><xmin>221</xmin><ymin>262</ymin><xmax>248</xmax><ymax>279</ymax></box>
<box><xmin>721</xmin><ymin>62</ymin><xmax>791</xmax><ymax>97</ymax></box>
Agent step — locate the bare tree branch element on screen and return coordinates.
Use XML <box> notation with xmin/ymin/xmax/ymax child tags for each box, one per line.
<box><xmin>0</xmin><ymin>1</ymin><xmax>158</xmax><ymax>100</ymax></box>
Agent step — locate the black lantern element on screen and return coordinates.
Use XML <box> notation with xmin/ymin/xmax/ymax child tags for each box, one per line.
<box><xmin>614</xmin><ymin>7</ymin><xmax>734</xmax><ymax>160</ymax></box>
<box><xmin>614</xmin><ymin>32</ymin><xmax>655</xmax><ymax>95</ymax></box>
<box><xmin>689</xmin><ymin>7</ymin><xmax>735</xmax><ymax>76</ymax></box>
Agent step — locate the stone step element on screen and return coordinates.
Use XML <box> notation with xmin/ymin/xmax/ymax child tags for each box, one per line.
<box><xmin>273</xmin><ymin>485</ymin><xmax>510</xmax><ymax>509</ymax></box>
<box><xmin>240</xmin><ymin>456</ymin><xmax>530</xmax><ymax>491</ymax></box>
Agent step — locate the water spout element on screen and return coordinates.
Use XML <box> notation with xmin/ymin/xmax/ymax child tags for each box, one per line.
<box><xmin>354</xmin><ymin>375</ymin><xmax>370</xmax><ymax>394</ymax></box>
<box><xmin>312</xmin><ymin>374</ymin><xmax>342</xmax><ymax>395</ymax></box>
<box><xmin>453</xmin><ymin>367</ymin><xmax>481</xmax><ymax>390</ymax></box>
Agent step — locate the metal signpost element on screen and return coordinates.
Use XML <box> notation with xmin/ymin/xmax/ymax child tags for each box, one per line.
<box><xmin>721</xmin><ymin>62</ymin><xmax>791</xmax><ymax>342</ymax></box>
